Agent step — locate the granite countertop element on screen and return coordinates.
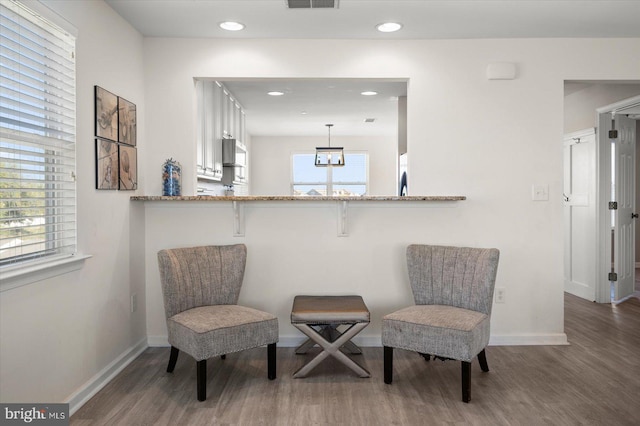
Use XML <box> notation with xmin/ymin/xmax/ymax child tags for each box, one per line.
<box><xmin>130</xmin><ymin>195</ymin><xmax>466</xmax><ymax>201</ymax></box>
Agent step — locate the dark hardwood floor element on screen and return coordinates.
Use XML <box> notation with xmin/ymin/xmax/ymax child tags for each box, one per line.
<box><xmin>71</xmin><ymin>293</ymin><xmax>640</xmax><ymax>425</ymax></box>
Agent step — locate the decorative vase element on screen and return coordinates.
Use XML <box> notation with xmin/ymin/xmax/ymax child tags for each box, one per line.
<box><xmin>162</xmin><ymin>158</ymin><xmax>182</xmax><ymax>196</ymax></box>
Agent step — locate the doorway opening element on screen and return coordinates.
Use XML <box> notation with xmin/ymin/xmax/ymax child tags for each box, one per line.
<box><xmin>563</xmin><ymin>83</ymin><xmax>640</xmax><ymax>303</ymax></box>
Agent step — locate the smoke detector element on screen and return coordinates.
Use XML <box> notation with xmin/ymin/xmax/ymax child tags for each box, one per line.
<box><xmin>286</xmin><ymin>0</ymin><xmax>339</xmax><ymax>9</ymax></box>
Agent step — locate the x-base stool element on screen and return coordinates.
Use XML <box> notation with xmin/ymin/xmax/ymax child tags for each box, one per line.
<box><xmin>290</xmin><ymin>295</ymin><xmax>371</xmax><ymax>378</ymax></box>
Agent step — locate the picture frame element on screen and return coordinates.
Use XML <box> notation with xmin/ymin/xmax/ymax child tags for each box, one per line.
<box><xmin>118</xmin><ymin>96</ymin><xmax>136</xmax><ymax>146</ymax></box>
<box><xmin>95</xmin><ymin>139</ymin><xmax>118</xmax><ymax>190</ymax></box>
<box><xmin>95</xmin><ymin>86</ymin><xmax>118</xmax><ymax>142</ymax></box>
<box><xmin>118</xmin><ymin>144</ymin><xmax>137</xmax><ymax>190</ymax></box>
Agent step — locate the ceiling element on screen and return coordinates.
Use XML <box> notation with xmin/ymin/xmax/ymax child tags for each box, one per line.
<box><xmin>105</xmin><ymin>1</ymin><xmax>640</xmax><ymax>40</ymax></box>
<box><xmin>219</xmin><ymin>79</ymin><xmax>406</xmax><ymax>137</ymax></box>
<box><xmin>104</xmin><ymin>1</ymin><xmax>640</xmax><ymax>136</ymax></box>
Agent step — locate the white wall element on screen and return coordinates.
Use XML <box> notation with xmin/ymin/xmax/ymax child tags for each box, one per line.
<box><xmin>250</xmin><ymin>135</ymin><xmax>397</xmax><ymax>195</ymax></box>
<box><xmin>141</xmin><ymin>37</ymin><xmax>639</xmax><ymax>348</ymax></box>
<box><xmin>0</xmin><ymin>0</ymin><xmax>146</xmax><ymax>408</ymax></box>
<box><xmin>564</xmin><ymin>83</ymin><xmax>640</xmax><ymax>134</ymax></box>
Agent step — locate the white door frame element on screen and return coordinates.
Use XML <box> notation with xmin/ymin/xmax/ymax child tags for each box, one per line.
<box><xmin>595</xmin><ymin>95</ymin><xmax>640</xmax><ymax>303</ymax></box>
<box><xmin>563</xmin><ymin>128</ymin><xmax>597</xmax><ymax>301</ymax></box>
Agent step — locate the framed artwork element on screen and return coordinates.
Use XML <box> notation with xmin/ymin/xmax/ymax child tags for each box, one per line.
<box><xmin>118</xmin><ymin>97</ymin><xmax>136</xmax><ymax>146</ymax></box>
<box><xmin>95</xmin><ymin>86</ymin><xmax>118</xmax><ymax>142</ymax></box>
<box><xmin>95</xmin><ymin>139</ymin><xmax>118</xmax><ymax>190</ymax></box>
<box><xmin>118</xmin><ymin>144</ymin><xmax>137</xmax><ymax>190</ymax></box>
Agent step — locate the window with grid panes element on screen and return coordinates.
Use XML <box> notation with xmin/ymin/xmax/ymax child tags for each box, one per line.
<box><xmin>291</xmin><ymin>152</ymin><xmax>368</xmax><ymax>196</ymax></box>
<box><xmin>1</xmin><ymin>0</ymin><xmax>77</xmax><ymax>268</ymax></box>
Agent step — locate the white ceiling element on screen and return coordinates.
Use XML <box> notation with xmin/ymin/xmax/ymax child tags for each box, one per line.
<box><xmin>105</xmin><ymin>1</ymin><xmax>640</xmax><ymax>40</ymax></box>
<box><xmin>219</xmin><ymin>79</ymin><xmax>406</xmax><ymax>137</ymax></box>
<box><xmin>105</xmin><ymin>0</ymin><xmax>640</xmax><ymax>136</ymax></box>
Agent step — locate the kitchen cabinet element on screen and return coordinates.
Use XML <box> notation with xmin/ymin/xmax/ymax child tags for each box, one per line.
<box><xmin>196</xmin><ymin>81</ymin><xmax>246</xmax><ymax>181</ymax></box>
<box><xmin>196</xmin><ymin>81</ymin><xmax>223</xmax><ymax>180</ymax></box>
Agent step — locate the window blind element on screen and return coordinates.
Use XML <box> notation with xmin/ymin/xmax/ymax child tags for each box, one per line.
<box><xmin>0</xmin><ymin>0</ymin><xmax>77</xmax><ymax>266</ymax></box>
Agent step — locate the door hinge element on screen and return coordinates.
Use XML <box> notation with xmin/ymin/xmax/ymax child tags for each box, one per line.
<box><xmin>608</xmin><ymin>201</ymin><xmax>618</xmax><ymax>210</ymax></box>
<box><xmin>609</xmin><ymin>115</ymin><xmax>618</xmax><ymax>139</ymax></box>
<box><xmin>608</xmin><ymin>272</ymin><xmax>618</xmax><ymax>281</ymax></box>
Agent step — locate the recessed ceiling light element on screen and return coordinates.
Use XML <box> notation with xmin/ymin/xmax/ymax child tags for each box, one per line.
<box><xmin>376</xmin><ymin>22</ymin><xmax>403</xmax><ymax>33</ymax></box>
<box><xmin>219</xmin><ymin>21</ymin><xmax>245</xmax><ymax>31</ymax></box>
<box><xmin>267</xmin><ymin>91</ymin><xmax>285</xmax><ymax>96</ymax></box>
<box><xmin>301</xmin><ymin>111</ymin><xmax>308</xmax><ymax>115</ymax></box>
<box><xmin>361</xmin><ymin>91</ymin><xmax>378</xmax><ymax>96</ymax></box>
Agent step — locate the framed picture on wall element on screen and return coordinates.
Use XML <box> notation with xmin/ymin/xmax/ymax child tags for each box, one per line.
<box><xmin>95</xmin><ymin>139</ymin><xmax>118</xmax><ymax>190</ymax></box>
<box><xmin>118</xmin><ymin>144</ymin><xmax>137</xmax><ymax>190</ymax></box>
<box><xmin>95</xmin><ymin>86</ymin><xmax>118</xmax><ymax>142</ymax></box>
<box><xmin>118</xmin><ymin>96</ymin><xmax>136</xmax><ymax>146</ymax></box>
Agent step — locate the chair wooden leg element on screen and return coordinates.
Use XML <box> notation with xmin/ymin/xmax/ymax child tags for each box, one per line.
<box><xmin>477</xmin><ymin>349</ymin><xmax>489</xmax><ymax>372</ymax></box>
<box><xmin>167</xmin><ymin>346</ymin><xmax>179</xmax><ymax>373</ymax></box>
<box><xmin>384</xmin><ymin>346</ymin><xmax>393</xmax><ymax>384</ymax></box>
<box><xmin>461</xmin><ymin>361</ymin><xmax>471</xmax><ymax>403</ymax></box>
<box><xmin>268</xmin><ymin>343</ymin><xmax>276</xmax><ymax>380</ymax></box>
<box><xmin>197</xmin><ymin>360</ymin><xmax>207</xmax><ymax>401</ymax></box>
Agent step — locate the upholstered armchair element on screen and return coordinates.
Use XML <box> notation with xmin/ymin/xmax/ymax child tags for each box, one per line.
<box><xmin>157</xmin><ymin>244</ymin><xmax>278</xmax><ymax>401</ymax></box>
<box><xmin>382</xmin><ymin>244</ymin><xmax>500</xmax><ymax>402</ymax></box>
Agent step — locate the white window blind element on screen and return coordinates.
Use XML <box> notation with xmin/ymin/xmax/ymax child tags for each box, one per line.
<box><xmin>0</xmin><ymin>0</ymin><xmax>77</xmax><ymax>267</ymax></box>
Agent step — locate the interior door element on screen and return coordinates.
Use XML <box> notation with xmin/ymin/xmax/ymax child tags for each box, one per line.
<box><xmin>563</xmin><ymin>129</ymin><xmax>596</xmax><ymax>301</ymax></box>
<box><xmin>612</xmin><ymin>114</ymin><xmax>637</xmax><ymax>300</ymax></box>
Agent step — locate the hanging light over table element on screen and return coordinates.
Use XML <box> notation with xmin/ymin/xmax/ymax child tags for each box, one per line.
<box><xmin>315</xmin><ymin>124</ymin><xmax>345</xmax><ymax>167</ymax></box>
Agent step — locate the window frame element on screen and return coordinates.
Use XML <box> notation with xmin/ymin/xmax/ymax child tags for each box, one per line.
<box><xmin>0</xmin><ymin>0</ymin><xmax>87</xmax><ymax>290</ymax></box>
<box><xmin>290</xmin><ymin>151</ymin><xmax>369</xmax><ymax>196</ymax></box>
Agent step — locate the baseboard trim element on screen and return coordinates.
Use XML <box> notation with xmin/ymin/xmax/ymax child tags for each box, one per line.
<box><xmin>150</xmin><ymin>333</ymin><xmax>569</xmax><ymax>348</ymax></box>
<box><xmin>266</xmin><ymin>334</ymin><xmax>569</xmax><ymax>347</ymax></box>
<box><xmin>489</xmin><ymin>333</ymin><xmax>569</xmax><ymax>346</ymax></box>
<box><xmin>65</xmin><ymin>338</ymin><xmax>147</xmax><ymax>416</ymax></box>
<box><xmin>148</xmin><ymin>335</ymin><xmax>169</xmax><ymax>347</ymax></box>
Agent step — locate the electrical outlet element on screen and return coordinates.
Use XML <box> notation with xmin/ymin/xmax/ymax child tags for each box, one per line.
<box><xmin>130</xmin><ymin>294</ymin><xmax>137</xmax><ymax>313</ymax></box>
<box><xmin>495</xmin><ymin>288</ymin><xmax>506</xmax><ymax>303</ymax></box>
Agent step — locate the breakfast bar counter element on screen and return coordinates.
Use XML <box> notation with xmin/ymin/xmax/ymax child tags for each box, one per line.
<box><xmin>130</xmin><ymin>195</ymin><xmax>466</xmax><ymax>202</ymax></box>
<box><xmin>131</xmin><ymin>195</ymin><xmax>466</xmax><ymax>237</ymax></box>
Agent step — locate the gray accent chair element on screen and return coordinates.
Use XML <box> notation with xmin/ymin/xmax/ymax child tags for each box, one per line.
<box><xmin>382</xmin><ymin>244</ymin><xmax>500</xmax><ymax>403</ymax></box>
<box><xmin>157</xmin><ymin>244</ymin><xmax>278</xmax><ymax>401</ymax></box>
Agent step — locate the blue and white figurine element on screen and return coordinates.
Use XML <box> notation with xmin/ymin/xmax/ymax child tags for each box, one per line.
<box><xmin>162</xmin><ymin>158</ymin><xmax>182</xmax><ymax>196</ymax></box>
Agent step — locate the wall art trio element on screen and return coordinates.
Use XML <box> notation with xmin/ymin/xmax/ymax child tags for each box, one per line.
<box><xmin>94</xmin><ymin>86</ymin><xmax>138</xmax><ymax>190</ymax></box>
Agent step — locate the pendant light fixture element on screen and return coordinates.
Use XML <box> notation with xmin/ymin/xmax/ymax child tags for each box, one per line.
<box><xmin>315</xmin><ymin>124</ymin><xmax>345</xmax><ymax>167</ymax></box>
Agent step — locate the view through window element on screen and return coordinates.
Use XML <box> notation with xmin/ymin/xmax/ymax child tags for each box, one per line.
<box><xmin>0</xmin><ymin>0</ymin><xmax>77</xmax><ymax>267</ymax></box>
<box><xmin>291</xmin><ymin>153</ymin><xmax>368</xmax><ymax>196</ymax></box>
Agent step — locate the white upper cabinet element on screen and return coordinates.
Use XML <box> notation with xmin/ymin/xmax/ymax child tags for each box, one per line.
<box><xmin>197</xmin><ymin>81</ymin><xmax>246</xmax><ymax>181</ymax></box>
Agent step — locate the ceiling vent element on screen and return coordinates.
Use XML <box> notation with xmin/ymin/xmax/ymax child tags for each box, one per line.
<box><xmin>364</xmin><ymin>118</ymin><xmax>376</xmax><ymax>123</ymax></box>
<box><xmin>286</xmin><ymin>0</ymin><xmax>338</xmax><ymax>9</ymax></box>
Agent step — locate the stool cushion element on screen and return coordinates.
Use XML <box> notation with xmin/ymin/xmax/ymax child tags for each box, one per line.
<box><xmin>291</xmin><ymin>295</ymin><xmax>370</xmax><ymax>324</ymax></box>
<box><xmin>382</xmin><ymin>305</ymin><xmax>489</xmax><ymax>362</ymax></box>
<box><xmin>168</xmin><ymin>305</ymin><xmax>278</xmax><ymax>361</ymax></box>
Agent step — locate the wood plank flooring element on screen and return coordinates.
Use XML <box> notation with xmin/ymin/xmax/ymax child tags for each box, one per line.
<box><xmin>71</xmin><ymin>293</ymin><xmax>640</xmax><ymax>425</ymax></box>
